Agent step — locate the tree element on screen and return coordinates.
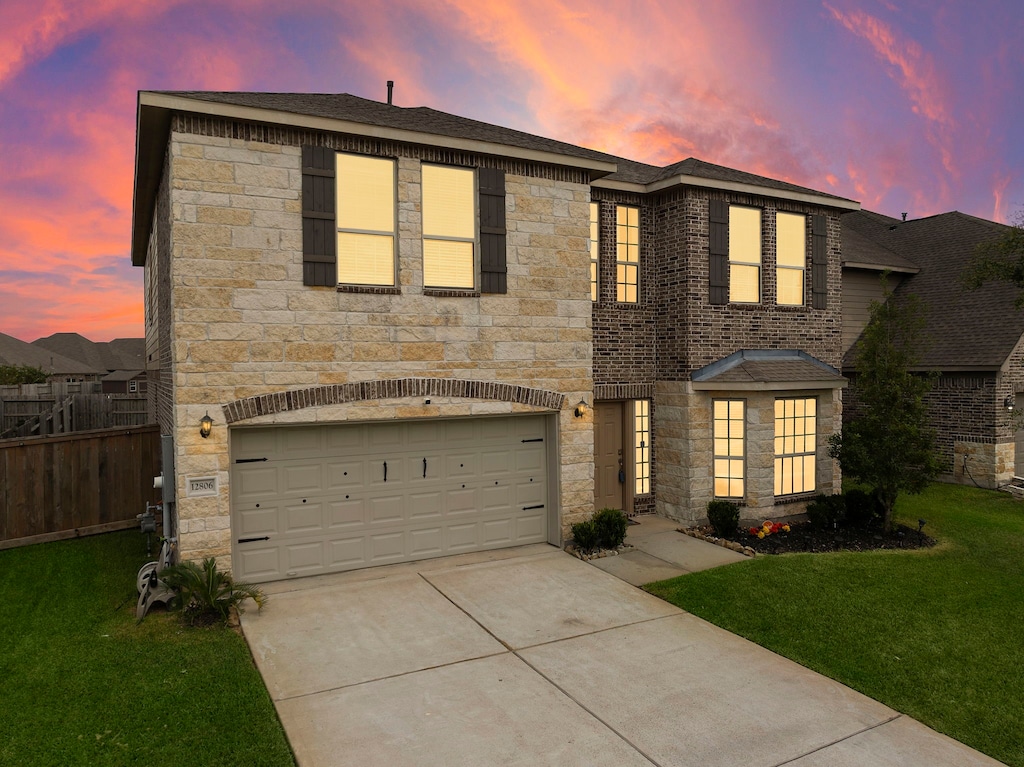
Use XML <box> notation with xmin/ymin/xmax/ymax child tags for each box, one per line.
<box><xmin>828</xmin><ymin>279</ymin><xmax>941</xmax><ymax>531</ymax></box>
<box><xmin>963</xmin><ymin>210</ymin><xmax>1024</xmax><ymax>306</ymax></box>
<box><xmin>0</xmin><ymin>365</ymin><xmax>48</xmax><ymax>385</ymax></box>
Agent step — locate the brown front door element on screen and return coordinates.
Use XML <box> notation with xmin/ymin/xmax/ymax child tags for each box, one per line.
<box><xmin>594</xmin><ymin>401</ymin><xmax>625</xmax><ymax>511</ymax></box>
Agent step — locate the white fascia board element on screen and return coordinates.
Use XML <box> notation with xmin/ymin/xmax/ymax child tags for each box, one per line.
<box><xmin>141</xmin><ymin>92</ymin><xmax>619</xmax><ymax>175</ymax></box>
<box><xmin>591</xmin><ymin>178</ymin><xmax>647</xmax><ymax>193</ymax></box>
<box><xmin>691</xmin><ymin>379</ymin><xmax>847</xmax><ymax>391</ymax></box>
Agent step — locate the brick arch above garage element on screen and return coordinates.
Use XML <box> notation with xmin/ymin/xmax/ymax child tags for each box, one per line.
<box><xmin>222</xmin><ymin>378</ymin><xmax>568</xmax><ymax>424</ymax></box>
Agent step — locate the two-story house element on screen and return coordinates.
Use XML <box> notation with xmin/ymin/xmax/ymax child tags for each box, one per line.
<box><xmin>131</xmin><ymin>90</ymin><xmax>857</xmax><ymax>582</ymax></box>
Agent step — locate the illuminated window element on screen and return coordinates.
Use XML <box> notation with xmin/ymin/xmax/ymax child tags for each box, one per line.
<box><xmin>634</xmin><ymin>399</ymin><xmax>651</xmax><ymax>494</ymax></box>
<box><xmin>422</xmin><ymin>164</ymin><xmax>475</xmax><ymax>289</ymax></box>
<box><xmin>729</xmin><ymin>206</ymin><xmax>761</xmax><ymax>303</ymax></box>
<box><xmin>336</xmin><ymin>153</ymin><xmax>396</xmax><ymax>286</ymax></box>
<box><xmin>616</xmin><ymin>205</ymin><xmax>639</xmax><ymax>303</ymax></box>
<box><xmin>590</xmin><ymin>202</ymin><xmax>600</xmax><ymax>302</ymax></box>
<box><xmin>777</xmin><ymin>212</ymin><xmax>806</xmax><ymax>306</ymax></box>
<box><xmin>713</xmin><ymin>399</ymin><xmax>745</xmax><ymax>498</ymax></box>
<box><xmin>774</xmin><ymin>398</ymin><xmax>816</xmax><ymax>495</ymax></box>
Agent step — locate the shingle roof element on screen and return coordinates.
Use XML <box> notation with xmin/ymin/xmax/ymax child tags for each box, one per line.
<box><xmin>842</xmin><ymin>210</ymin><xmax>1018</xmax><ymax>369</ymax></box>
<box><xmin>0</xmin><ymin>332</ymin><xmax>101</xmax><ymax>375</ymax></box>
<box><xmin>32</xmin><ymin>333</ymin><xmax>145</xmax><ymax>373</ymax></box>
<box><xmin>841</xmin><ymin>224</ymin><xmax>919</xmax><ymax>272</ymax></box>
<box><xmin>692</xmin><ymin>350</ymin><xmax>846</xmax><ymax>388</ymax></box>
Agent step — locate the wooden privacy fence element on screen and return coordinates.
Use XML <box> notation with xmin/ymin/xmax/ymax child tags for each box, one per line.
<box><xmin>0</xmin><ymin>424</ymin><xmax>161</xmax><ymax>549</ymax></box>
<box><xmin>0</xmin><ymin>394</ymin><xmax>149</xmax><ymax>438</ymax></box>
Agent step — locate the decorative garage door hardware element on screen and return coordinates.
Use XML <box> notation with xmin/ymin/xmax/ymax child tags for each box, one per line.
<box><xmin>238</xmin><ymin>536</ymin><xmax>270</xmax><ymax>543</ymax></box>
<box><xmin>235</xmin><ymin>457</ymin><xmax>267</xmax><ymax>463</ymax></box>
<box><xmin>521</xmin><ymin>438</ymin><xmax>544</xmax><ymax>443</ymax></box>
<box><xmin>522</xmin><ymin>504</ymin><xmax>545</xmax><ymax>510</ymax></box>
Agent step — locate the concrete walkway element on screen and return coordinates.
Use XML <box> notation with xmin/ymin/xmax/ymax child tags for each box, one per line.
<box><xmin>240</xmin><ymin>524</ymin><xmax>1003</xmax><ymax>766</ymax></box>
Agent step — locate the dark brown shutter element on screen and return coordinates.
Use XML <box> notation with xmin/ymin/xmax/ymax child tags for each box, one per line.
<box><xmin>811</xmin><ymin>214</ymin><xmax>827</xmax><ymax>309</ymax></box>
<box><xmin>479</xmin><ymin>167</ymin><xmax>506</xmax><ymax>294</ymax></box>
<box><xmin>709</xmin><ymin>199</ymin><xmax>729</xmax><ymax>305</ymax></box>
<box><xmin>302</xmin><ymin>146</ymin><xmax>336</xmax><ymax>287</ymax></box>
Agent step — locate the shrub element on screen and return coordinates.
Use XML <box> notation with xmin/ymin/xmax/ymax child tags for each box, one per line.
<box><xmin>806</xmin><ymin>494</ymin><xmax>845</xmax><ymax>530</ymax></box>
<box><xmin>706</xmin><ymin>500</ymin><xmax>740</xmax><ymax>538</ymax></box>
<box><xmin>592</xmin><ymin>507</ymin><xmax>628</xmax><ymax>549</ymax></box>
<box><xmin>158</xmin><ymin>557</ymin><xmax>266</xmax><ymax>626</ymax></box>
<box><xmin>571</xmin><ymin>519</ymin><xmax>600</xmax><ymax>554</ymax></box>
<box><xmin>844</xmin><ymin>488</ymin><xmax>882</xmax><ymax>528</ymax></box>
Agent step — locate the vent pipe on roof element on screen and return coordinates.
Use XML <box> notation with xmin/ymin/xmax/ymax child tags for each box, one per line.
<box><xmin>902</xmin><ymin>212</ymin><xmax>908</xmax><ymax>221</ymax></box>
<box><xmin>387</xmin><ymin>80</ymin><xmax>394</xmax><ymax>105</ymax></box>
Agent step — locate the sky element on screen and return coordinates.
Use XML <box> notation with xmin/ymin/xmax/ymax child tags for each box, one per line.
<box><xmin>0</xmin><ymin>0</ymin><xmax>1021</xmax><ymax>343</ymax></box>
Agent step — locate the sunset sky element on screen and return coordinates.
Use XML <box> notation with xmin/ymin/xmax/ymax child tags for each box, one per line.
<box><xmin>0</xmin><ymin>0</ymin><xmax>1021</xmax><ymax>342</ymax></box>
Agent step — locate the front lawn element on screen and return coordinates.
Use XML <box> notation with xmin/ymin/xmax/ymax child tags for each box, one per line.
<box><xmin>646</xmin><ymin>483</ymin><xmax>1024</xmax><ymax>767</ymax></box>
<box><xmin>0</xmin><ymin>531</ymin><xmax>295</xmax><ymax>767</ymax></box>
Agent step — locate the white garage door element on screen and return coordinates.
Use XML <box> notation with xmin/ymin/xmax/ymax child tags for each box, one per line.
<box><xmin>231</xmin><ymin>416</ymin><xmax>549</xmax><ymax>582</ymax></box>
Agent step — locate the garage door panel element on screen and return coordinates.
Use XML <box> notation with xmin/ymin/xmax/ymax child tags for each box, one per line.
<box><xmin>237</xmin><ymin>504</ymin><xmax>280</xmax><ymax>536</ymax></box>
<box><xmin>235</xmin><ymin>466</ymin><xmax>278</xmax><ymax>500</ymax></box>
<box><xmin>284</xmin><ymin>501</ymin><xmax>323</xmax><ymax>534</ymax></box>
<box><xmin>232</xmin><ymin>415</ymin><xmax>550</xmax><ymax>582</ymax></box>
<box><xmin>327</xmin><ymin>499</ymin><xmax>365</xmax><ymax>528</ymax></box>
<box><xmin>282</xmin><ymin>464</ymin><xmax>322</xmax><ymax>494</ymax></box>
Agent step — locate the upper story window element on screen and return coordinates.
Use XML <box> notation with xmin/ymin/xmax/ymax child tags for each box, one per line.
<box><xmin>422</xmin><ymin>164</ymin><xmax>475</xmax><ymax>289</ymax></box>
<box><xmin>729</xmin><ymin>205</ymin><xmax>761</xmax><ymax>303</ymax></box>
<box><xmin>590</xmin><ymin>202</ymin><xmax>600</xmax><ymax>302</ymax></box>
<box><xmin>336</xmin><ymin>153</ymin><xmax>397</xmax><ymax>286</ymax></box>
<box><xmin>777</xmin><ymin>212</ymin><xmax>806</xmax><ymax>306</ymax></box>
<box><xmin>616</xmin><ymin>205</ymin><xmax>639</xmax><ymax>303</ymax></box>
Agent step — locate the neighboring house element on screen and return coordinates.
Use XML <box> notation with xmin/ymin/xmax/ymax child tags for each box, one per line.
<box><xmin>841</xmin><ymin>210</ymin><xmax>1021</xmax><ymax>488</ymax></box>
<box><xmin>131</xmin><ymin>90</ymin><xmax>857</xmax><ymax>582</ymax></box>
<box><xmin>33</xmin><ymin>333</ymin><xmax>146</xmax><ymax>381</ymax></box>
<box><xmin>101</xmin><ymin>370</ymin><xmax>147</xmax><ymax>394</ymax></box>
<box><xmin>0</xmin><ymin>331</ymin><xmax>102</xmax><ymax>381</ymax></box>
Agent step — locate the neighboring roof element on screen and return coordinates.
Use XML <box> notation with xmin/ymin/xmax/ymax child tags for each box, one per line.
<box><xmin>842</xmin><ymin>210</ymin><xmax>1018</xmax><ymax>370</ymax></box>
<box><xmin>0</xmin><ymin>332</ymin><xmax>102</xmax><ymax>375</ymax></box>
<box><xmin>132</xmin><ymin>91</ymin><xmax>859</xmax><ymax>264</ymax></box>
<box><xmin>32</xmin><ymin>333</ymin><xmax>145</xmax><ymax>373</ymax></box>
<box><xmin>101</xmin><ymin>369</ymin><xmax>145</xmax><ymax>381</ymax></box>
<box><xmin>692</xmin><ymin>350</ymin><xmax>846</xmax><ymax>390</ymax></box>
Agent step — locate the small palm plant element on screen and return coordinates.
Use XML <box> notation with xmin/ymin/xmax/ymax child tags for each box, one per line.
<box><xmin>158</xmin><ymin>557</ymin><xmax>266</xmax><ymax>626</ymax></box>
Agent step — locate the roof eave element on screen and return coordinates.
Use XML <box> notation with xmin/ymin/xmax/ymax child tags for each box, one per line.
<box><xmin>842</xmin><ymin>261</ymin><xmax>920</xmax><ymax>274</ymax></box>
<box><xmin>594</xmin><ymin>172</ymin><xmax>860</xmax><ymax>210</ymax></box>
<box><xmin>691</xmin><ymin>378</ymin><xmax>847</xmax><ymax>391</ymax></box>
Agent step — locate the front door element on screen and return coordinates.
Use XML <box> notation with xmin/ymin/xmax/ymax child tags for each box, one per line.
<box><xmin>594</xmin><ymin>401</ymin><xmax>625</xmax><ymax>511</ymax></box>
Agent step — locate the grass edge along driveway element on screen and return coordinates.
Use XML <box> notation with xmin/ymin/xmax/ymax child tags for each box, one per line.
<box><xmin>646</xmin><ymin>483</ymin><xmax>1023</xmax><ymax>767</ymax></box>
<box><xmin>0</xmin><ymin>531</ymin><xmax>295</xmax><ymax>767</ymax></box>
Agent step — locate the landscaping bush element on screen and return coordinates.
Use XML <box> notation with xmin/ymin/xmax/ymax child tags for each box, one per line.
<box><xmin>844</xmin><ymin>488</ymin><xmax>882</xmax><ymax>528</ymax></box>
<box><xmin>592</xmin><ymin>507</ymin><xmax>628</xmax><ymax>549</ymax></box>
<box><xmin>158</xmin><ymin>557</ymin><xmax>266</xmax><ymax>626</ymax></box>
<box><xmin>806</xmin><ymin>493</ymin><xmax>845</xmax><ymax>529</ymax></box>
<box><xmin>707</xmin><ymin>500</ymin><xmax>740</xmax><ymax>538</ymax></box>
<box><xmin>571</xmin><ymin>519</ymin><xmax>600</xmax><ymax>554</ymax></box>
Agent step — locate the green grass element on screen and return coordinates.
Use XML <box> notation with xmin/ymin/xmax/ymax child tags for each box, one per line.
<box><xmin>0</xmin><ymin>531</ymin><xmax>295</xmax><ymax>767</ymax></box>
<box><xmin>646</xmin><ymin>483</ymin><xmax>1024</xmax><ymax>767</ymax></box>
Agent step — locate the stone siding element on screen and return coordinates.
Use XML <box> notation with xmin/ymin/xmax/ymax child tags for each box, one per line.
<box><xmin>160</xmin><ymin>125</ymin><xmax>593</xmax><ymax>568</ymax></box>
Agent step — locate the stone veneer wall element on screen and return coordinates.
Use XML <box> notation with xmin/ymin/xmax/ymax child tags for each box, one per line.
<box><xmin>158</xmin><ymin>122</ymin><xmax>594</xmax><ymax>568</ymax></box>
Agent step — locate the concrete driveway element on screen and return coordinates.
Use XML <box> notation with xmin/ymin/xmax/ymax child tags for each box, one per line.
<box><xmin>240</xmin><ymin>543</ymin><xmax>1001</xmax><ymax>767</ymax></box>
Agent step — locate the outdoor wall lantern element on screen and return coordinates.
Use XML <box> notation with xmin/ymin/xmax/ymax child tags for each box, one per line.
<box><xmin>1004</xmin><ymin>394</ymin><xmax>1015</xmax><ymax>413</ymax></box>
<box><xmin>199</xmin><ymin>412</ymin><xmax>214</xmax><ymax>439</ymax></box>
<box><xmin>574</xmin><ymin>399</ymin><xmax>589</xmax><ymax>418</ymax></box>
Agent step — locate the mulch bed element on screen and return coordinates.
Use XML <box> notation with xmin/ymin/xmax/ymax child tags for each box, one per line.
<box><xmin>684</xmin><ymin>521</ymin><xmax>937</xmax><ymax>556</ymax></box>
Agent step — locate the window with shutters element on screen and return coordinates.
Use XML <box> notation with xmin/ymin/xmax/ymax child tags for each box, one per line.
<box><xmin>713</xmin><ymin>399</ymin><xmax>745</xmax><ymax>498</ymax></box>
<box><xmin>336</xmin><ymin>153</ymin><xmax>396</xmax><ymax>286</ymax></box>
<box><xmin>776</xmin><ymin>212</ymin><xmax>806</xmax><ymax>306</ymax></box>
<box><xmin>729</xmin><ymin>206</ymin><xmax>761</xmax><ymax>303</ymax></box>
<box><xmin>590</xmin><ymin>202</ymin><xmax>600</xmax><ymax>302</ymax></box>
<box><xmin>616</xmin><ymin>205</ymin><xmax>639</xmax><ymax>303</ymax></box>
<box><xmin>774</xmin><ymin>397</ymin><xmax>816</xmax><ymax>495</ymax></box>
<box><xmin>422</xmin><ymin>164</ymin><xmax>476</xmax><ymax>289</ymax></box>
